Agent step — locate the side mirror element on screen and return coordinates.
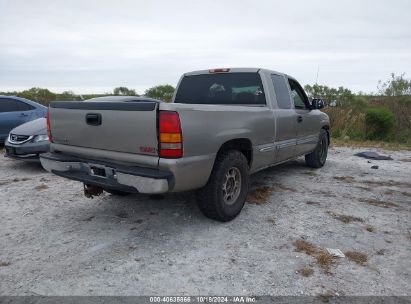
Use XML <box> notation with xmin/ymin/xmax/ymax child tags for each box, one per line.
<box><xmin>311</xmin><ymin>98</ymin><xmax>324</xmax><ymax>110</ymax></box>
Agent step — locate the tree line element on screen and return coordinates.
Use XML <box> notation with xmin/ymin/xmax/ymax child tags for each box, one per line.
<box><xmin>0</xmin><ymin>73</ymin><xmax>410</xmax><ymax>107</ymax></box>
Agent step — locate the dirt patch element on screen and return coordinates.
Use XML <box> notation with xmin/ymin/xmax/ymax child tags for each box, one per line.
<box><xmin>359</xmin><ymin>198</ymin><xmax>399</xmax><ymax>208</ymax></box>
<box><xmin>293</xmin><ymin>239</ymin><xmax>318</xmax><ymax>256</ymax></box>
<box><xmin>385</xmin><ymin>189</ymin><xmax>411</xmax><ymax>198</ymax></box>
<box><xmin>34</xmin><ymin>184</ymin><xmax>49</xmax><ymax>191</ymax></box>
<box><xmin>273</xmin><ymin>183</ymin><xmax>297</xmax><ymax>192</ymax></box>
<box><xmin>333</xmin><ymin>176</ymin><xmax>355</xmax><ymax>183</ymax></box>
<box><xmin>306</xmin><ymin>201</ymin><xmax>321</xmax><ymax>206</ymax></box>
<box><xmin>247</xmin><ymin>185</ymin><xmax>274</xmax><ymax>204</ymax></box>
<box><xmin>399</xmin><ymin>158</ymin><xmax>411</xmax><ymax>162</ymax></box>
<box><xmin>328</xmin><ymin>211</ymin><xmax>364</xmax><ymax>224</ymax></box>
<box><xmin>0</xmin><ymin>177</ymin><xmax>31</xmax><ymax>186</ymax></box>
<box><xmin>303</xmin><ymin>171</ymin><xmax>317</xmax><ymax>176</ymax></box>
<box><xmin>361</xmin><ymin>179</ymin><xmax>411</xmax><ymax>188</ymax></box>
<box><xmin>0</xmin><ymin>261</ymin><xmax>11</xmax><ymax>267</ymax></box>
<box><xmin>376</xmin><ymin>249</ymin><xmax>386</xmax><ymax>255</ymax></box>
<box><xmin>345</xmin><ymin>251</ymin><xmax>368</xmax><ymax>266</ymax></box>
<box><xmin>265</xmin><ymin>217</ymin><xmax>275</xmax><ymax>224</ymax></box>
<box><xmin>297</xmin><ymin>267</ymin><xmax>314</xmax><ymax>277</ymax></box>
<box><xmin>354</xmin><ymin>185</ymin><xmax>373</xmax><ymax>192</ymax></box>
<box><xmin>317</xmin><ymin>190</ymin><xmax>337</xmax><ymax>198</ymax></box>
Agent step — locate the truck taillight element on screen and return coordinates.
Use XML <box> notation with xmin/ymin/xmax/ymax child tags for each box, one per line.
<box><xmin>46</xmin><ymin>109</ymin><xmax>53</xmax><ymax>143</ymax></box>
<box><xmin>159</xmin><ymin>111</ymin><xmax>183</xmax><ymax>158</ymax></box>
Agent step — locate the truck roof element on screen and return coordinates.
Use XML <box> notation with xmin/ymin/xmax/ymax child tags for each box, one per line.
<box><xmin>184</xmin><ymin>68</ymin><xmax>290</xmax><ymax>78</ymax></box>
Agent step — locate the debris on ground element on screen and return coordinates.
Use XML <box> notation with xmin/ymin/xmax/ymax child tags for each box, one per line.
<box><xmin>371</xmin><ymin>165</ymin><xmax>379</xmax><ymax>169</ymax></box>
<box><xmin>326</xmin><ymin>248</ymin><xmax>345</xmax><ymax>258</ymax></box>
<box><xmin>354</xmin><ymin>151</ymin><xmax>393</xmax><ymax>160</ymax></box>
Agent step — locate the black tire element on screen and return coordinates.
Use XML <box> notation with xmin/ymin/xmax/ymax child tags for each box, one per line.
<box><xmin>305</xmin><ymin>129</ymin><xmax>328</xmax><ymax>168</ymax></box>
<box><xmin>104</xmin><ymin>189</ymin><xmax>130</xmax><ymax>196</ymax></box>
<box><xmin>197</xmin><ymin>150</ymin><xmax>249</xmax><ymax>222</ymax></box>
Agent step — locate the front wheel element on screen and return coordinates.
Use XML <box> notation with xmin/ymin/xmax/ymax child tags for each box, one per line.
<box><xmin>197</xmin><ymin>150</ymin><xmax>249</xmax><ymax>222</ymax></box>
<box><xmin>305</xmin><ymin>129</ymin><xmax>328</xmax><ymax>168</ymax></box>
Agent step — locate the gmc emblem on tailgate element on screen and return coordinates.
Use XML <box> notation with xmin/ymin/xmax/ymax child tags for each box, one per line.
<box><xmin>139</xmin><ymin>146</ymin><xmax>157</xmax><ymax>154</ymax></box>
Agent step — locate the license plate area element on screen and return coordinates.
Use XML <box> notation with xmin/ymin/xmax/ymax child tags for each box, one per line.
<box><xmin>90</xmin><ymin>165</ymin><xmax>107</xmax><ymax>178</ymax></box>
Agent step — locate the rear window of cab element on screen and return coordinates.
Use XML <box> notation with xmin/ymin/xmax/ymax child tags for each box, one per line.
<box><xmin>174</xmin><ymin>73</ymin><xmax>266</xmax><ymax>105</ymax></box>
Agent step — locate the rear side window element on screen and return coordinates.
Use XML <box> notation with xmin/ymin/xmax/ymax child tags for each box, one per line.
<box><xmin>0</xmin><ymin>98</ymin><xmax>19</xmax><ymax>112</ymax></box>
<box><xmin>16</xmin><ymin>100</ymin><xmax>35</xmax><ymax>111</ymax></box>
<box><xmin>271</xmin><ymin>74</ymin><xmax>292</xmax><ymax>109</ymax></box>
<box><xmin>174</xmin><ymin>73</ymin><xmax>266</xmax><ymax>105</ymax></box>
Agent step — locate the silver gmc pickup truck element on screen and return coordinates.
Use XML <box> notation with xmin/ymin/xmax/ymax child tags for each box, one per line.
<box><xmin>40</xmin><ymin>68</ymin><xmax>330</xmax><ymax>221</ymax></box>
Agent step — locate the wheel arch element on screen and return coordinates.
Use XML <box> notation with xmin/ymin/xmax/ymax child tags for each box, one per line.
<box><xmin>215</xmin><ymin>138</ymin><xmax>253</xmax><ymax>167</ymax></box>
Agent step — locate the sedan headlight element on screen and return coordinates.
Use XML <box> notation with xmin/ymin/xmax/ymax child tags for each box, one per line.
<box><xmin>33</xmin><ymin>134</ymin><xmax>49</xmax><ymax>142</ymax></box>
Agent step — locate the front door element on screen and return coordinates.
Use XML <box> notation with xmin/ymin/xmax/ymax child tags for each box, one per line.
<box><xmin>288</xmin><ymin>79</ymin><xmax>319</xmax><ymax>156</ymax></box>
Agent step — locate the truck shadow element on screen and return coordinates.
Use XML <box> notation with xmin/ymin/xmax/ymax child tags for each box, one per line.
<box><xmin>2</xmin><ymin>157</ymin><xmax>45</xmax><ymax>174</ymax></box>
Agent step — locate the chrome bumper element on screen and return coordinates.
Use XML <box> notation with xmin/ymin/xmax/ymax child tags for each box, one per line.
<box><xmin>40</xmin><ymin>153</ymin><xmax>170</xmax><ymax>194</ymax></box>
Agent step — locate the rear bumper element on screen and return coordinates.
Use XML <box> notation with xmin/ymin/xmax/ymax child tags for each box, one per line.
<box><xmin>40</xmin><ymin>152</ymin><xmax>172</xmax><ymax>194</ymax></box>
<box><xmin>4</xmin><ymin>139</ymin><xmax>49</xmax><ymax>162</ymax></box>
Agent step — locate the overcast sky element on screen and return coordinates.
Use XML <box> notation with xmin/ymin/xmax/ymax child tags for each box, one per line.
<box><xmin>1</xmin><ymin>0</ymin><xmax>410</xmax><ymax>94</ymax></box>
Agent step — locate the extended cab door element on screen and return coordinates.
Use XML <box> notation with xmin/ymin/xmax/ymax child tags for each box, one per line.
<box><xmin>288</xmin><ymin>78</ymin><xmax>319</xmax><ymax>156</ymax></box>
<box><xmin>270</xmin><ymin>74</ymin><xmax>298</xmax><ymax>163</ymax></box>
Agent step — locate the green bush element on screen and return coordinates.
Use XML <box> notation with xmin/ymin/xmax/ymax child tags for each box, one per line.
<box><xmin>365</xmin><ymin>107</ymin><xmax>395</xmax><ymax>140</ymax></box>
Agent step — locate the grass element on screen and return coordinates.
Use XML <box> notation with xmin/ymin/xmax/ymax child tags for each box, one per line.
<box><xmin>316</xmin><ymin>251</ymin><xmax>333</xmax><ymax>272</ymax></box>
<box><xmin>333</xmin><ymin>176</ymin><xmax>355</xmax><ymax>183</ymax></box>
<box><xmin>293</xmin><ymin>239</ymin><xmax>336</xmax><ymax>274</ymax></box>
<box><xmin>247</xmin><ymin>185</ymin><xmax>274</xmax><ymax>204</ymax></box>
<box><xmin>345</xmin><ymin>251</ymin><xmax>368</xmax><ymax>266</ymax></box>
<box><xmin>317</xmin><ymin>190</ymin><xmax>337</xmax><ymax>197</ymax></box>
<box><xmin>297</xmin><ymin>267</ymin><xmax>314</xmax><ymax>277</ymax></box>
<box><xmin>360</xmin><ymin>179</ymin><xmax>411</xmax><ymax>188</ymax></box>
<box><xmin>328</xmin><ymin>211</ymin><xmax>364</xmax><ymax>224</ymax></box>
<box><xmin>293</xmin><ymin>240</ymin><xmax>319</xmax><ymax>256</ymax></box>
<box><xmin>365</xmin><ymin>225</ymin><xmax>376</xmax><ymax>233</ymax></box>
<box><xmin>331</xmin><ymin>138</ymin><xmax>411</xmax><ymax>151</ymax></box>
<box><xmin>359</xmin><ymin>198</ymin><xmax>398</xmax><ymax>208</ymax></box>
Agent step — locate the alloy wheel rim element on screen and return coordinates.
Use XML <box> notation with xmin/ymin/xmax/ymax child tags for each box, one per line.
<box><xmin>222</xmin><ymin>167</ymin><xmax>242</xmax><ymax>205</ymax></box>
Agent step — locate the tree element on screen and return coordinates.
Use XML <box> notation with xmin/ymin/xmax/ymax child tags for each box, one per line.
<box><xmin>144</xmin><ymin>84</ymin><xmax>175</xmax><ymax>102</ymax></box>
<box><xmin>304</xmin><ymin>84</ymin><xmax>353</xmax><ymax>106</ymax></box>
<box><xmin>113</xmin><ymin>86</ymin><xmax>136</xmax><ymax>96</ymax></box>
<box><xmin>378</xmin><ymin>73</ymin><xmax>411</xmax><ymax>96</ymax></box>
<box><xmin>16</xmin><ymin>87</ymin><xmax>56</xmax><ymax>106</ymax></box>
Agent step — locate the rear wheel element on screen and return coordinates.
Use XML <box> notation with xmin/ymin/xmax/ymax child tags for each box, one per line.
<box><xmin>305</xmin><ymin>129</ymin><xmax>328</xmax><ymax>168</ymax></box>
<box><xmin>197</xmin><ymin>150</ymin><xmax>249</xmax><ymax>222</ymax></box>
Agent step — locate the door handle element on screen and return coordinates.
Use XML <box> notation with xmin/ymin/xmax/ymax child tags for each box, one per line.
<box><xmin>297</xmin><ymin>116</ymin><xmax>303</xmax><ymax>123</ymax></box>
<box><xmin>20</xmin><ymin>112</ymin><xmax>29</xmax><ymax>117</ymax></box>
<box><xmin>86</xmin><ymin>113</ymin><xmax>102</xmax><ymax>126</ymax></box>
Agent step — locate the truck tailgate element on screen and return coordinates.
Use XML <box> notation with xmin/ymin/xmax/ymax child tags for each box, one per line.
<box><xmin>49</xmin><ymin>101</ymin><xmax>159</xmax><ymax>156</ymax></box>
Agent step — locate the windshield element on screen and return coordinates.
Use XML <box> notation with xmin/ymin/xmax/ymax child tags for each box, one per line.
<box><xmin>174</xmin><ymin>73</ymin><xmax>266</xmax><ymax>105</ymax></box>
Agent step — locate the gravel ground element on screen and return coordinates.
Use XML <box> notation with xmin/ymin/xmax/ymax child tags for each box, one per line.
<box><xmin>0</xmin><ymin>146</ymin><xmax>410</xmax><ymax>296</ymax></box>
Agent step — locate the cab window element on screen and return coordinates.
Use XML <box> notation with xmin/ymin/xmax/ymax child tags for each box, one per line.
<box><xmin>288</xmin><ymin>79</ymin><xmax>309</xmax><ymax>109</ymax></box>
